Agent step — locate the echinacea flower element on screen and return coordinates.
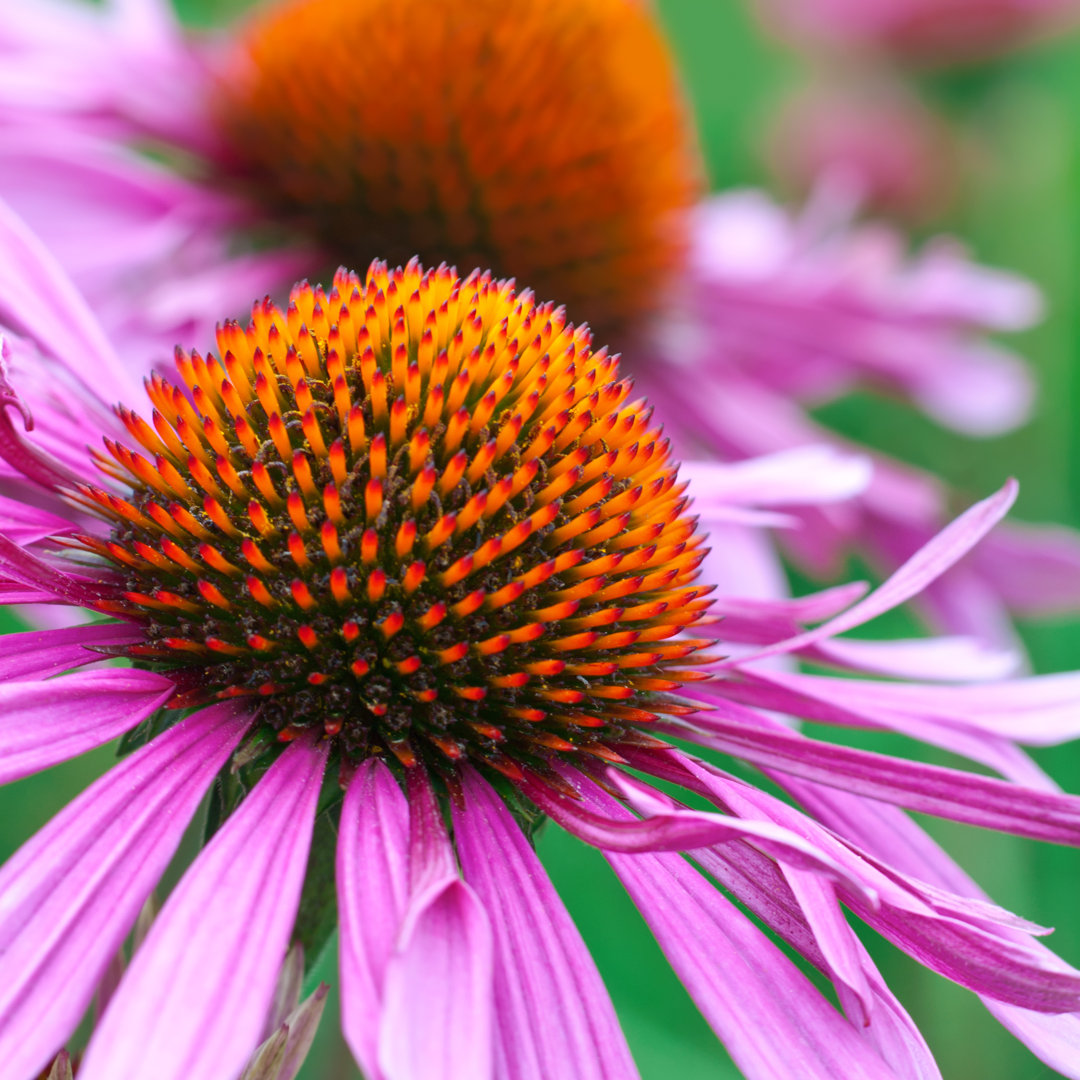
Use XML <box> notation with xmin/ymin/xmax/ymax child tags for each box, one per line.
<box><xmin>2</xmin><ymin>0</ymin><xmax>1077</xmax><ymax>647</ymax></box>
<box><xmin>751</xmin><ymin>0</ymin><xmax>1080</xmax><ymax>66</ymax></box>
<box><xmin>5</xmin><ymin>204</ymin><xmax>1080</xmax><ymax>1079</ymax></box>
<box><xmin>638</xmin><ymin>180</ymin><xmax>1080</xmax><ymax>642</ymax></box>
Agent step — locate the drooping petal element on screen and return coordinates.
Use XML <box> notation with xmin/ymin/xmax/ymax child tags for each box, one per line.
<box><xmin>377</xmin><ymin>768</ymin><xmax>493</xmax><ymax>1080</ymax></box>
<box><xmin>570</xmin><ymin>775</ymin><xmax>900</xmax><ymax>1079</ymax></box>
<box><xmin>0</xmin><ymin>493</ymin><xmax>77</xmax><ymax>545</ymax></box>
<box><xmin>0</xmin><ymin>667</ymin><xmax>174</xmax><ymax>783</ymax></box>
<box><xmin>0</xmin><ymin>193</ymin><xmax>138</xmax><ymax>406</ymax></box>
<box><xmin>688</xmin><ymin>844</ymin><xmax>941</xmax><ymax>1079</ymax></box>
<box><xmin>337</xmin><ymin>763</ymin><xmax>493</xmax><ymax>1080</ymax></box>
<box><xmin>735</xmin><ymin>479</ymin><xmax>1018</xmax><ymax>663</ymax></box>
<box><xmin>452</xmin><ymin>767</ymin><xmax>640</xmax><ymax>1080</ymax></box>
<box><xmin>0</xmin><ymin>530</ymin><xmax>111</xmax><ymax>607</ymax></box>
<box><xmin>679</xmin><ymin>693</ymin><xmax>1080</xmax><ymax>846</ymax></box>
<box><xmin>80</xmin><ymin>735</ymin><xmax>328</xmax><ymax>1080</ymax></box>
<box><xmin>520</xmin><ymin>767</ymin><xmax>876</xmax><ymax>904</ymax></box>
<box><xmin>786</xmin><ymin>779</ymin><xmax>1080</xmax><ymax>1075</ymax></box>
<box><xmin>641</xmin><ymin>746</ymin><xmax>1080</xmax><ymax>1013</ymax></box>
<box><xmin>0</xmin><ymin>620</ymin><xmax>141</xmax><ymax>681</ymax></box>
<box><xmin>337</xmin><ymin>759</ymin><xmax>410</xmax><ymax>1080</ymax></box>
<box><xmin>0</xmin><ymin>701</ymin><xmax>252</xmax><ymax>1080</ymax></box>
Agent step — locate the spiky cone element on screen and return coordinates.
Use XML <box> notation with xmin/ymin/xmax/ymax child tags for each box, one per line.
<box><xmin>214</xmin><ymin>0</ymin><xmax>702</xmax><ymax>340</ymax></box>
<box><xmin>77</xmin><ymin>259</ymin><xmax>711</xmax><ymax>778</ymax></box>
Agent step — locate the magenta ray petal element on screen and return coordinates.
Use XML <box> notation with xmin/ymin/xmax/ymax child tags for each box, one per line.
<box><xmin>681</xmin><ymin>446</ymin><xmax>872</xmax><ymax>507</ymax></box>
<box><xmin>338</xmin><ymin>759</ymin><xmax>410</xmax><ymax>1080</ymax></box>
<box><xmin>377</xmin><ymin>768</ymin><xmax>493</xmax><ymax>1080</ymax></box>
<box><xmin>569</xmin><ymin>776</ymin><xmax>900</xmax><ymax>1079</ymax></box>
<box><xmin>0</xmin><ymin>621</ymin><xmax>141</xmax><ymax>681</ymax></box>
<box><xmin>0</xmin><ymin>668</ymin><xmax>173</xmax><ymax>784</ymax></box>
<box><xmin>601</xmin><ymin>764</ymin><xmax>938</xmax><ymax>1074</ymax></box>
<box><xmin>622</xmin><ymin>746</ymin><xmax>1080</xmax><ymax>1013</ymax></box>
<box><xmin>0</xmin><ymin>700</ymin><xmax>252</xmax><ymax>1080</ymax></box>
<box><xmin>734</xmin><ymin>479</ymin><xmax>1018</xmax><ymax>663</ymax></box>
<box><xmin>520</xmin><ymin>768</ymin><xmax>876</xmax><ymax>905</ymax></box>
<box><xmin>452</xmin><ymin>767</ymin><xmax>640</xmax><ymax>1080</ymax></box>
<box><xmin>0</xmin><ymin>193</ymin><xmax>138</xmax><ymax>405</ymax></box>
<box><xmin>786</xmin><ymin>781</ymin><xmax>1080</xmax><ymax>1075</ymax></box>
<box><xmin>690</xmin><ymin>847</ymin><xmax>941</xmax><ymax>1078</ymax></box>
<box><xmin>679</xmin><ymin>693</ymin><xmax>1080</xmax><ymax>845</ymax></box>
<box><xmin>755</xmin><ymin>665</ymin><xmax>1080</xmax><ymax>747</ymax></box>
<box><xmin>714</xmin><ymin>669</ymin><xmax>1058</xmax><ymax>789</ymax></box>
<box><xmin>0</xmin><ymin>493</ymin><xmax>77</xmax><ymax>545</ymax></box>
<box><xmin>0</xmin><ymin>530</ymin><xmax>112</xmax><ymax>607</ymax></box>
<box><xmin>79</xmin><ymin>735</ymin><xmax>328</xmax><ymax>1080</ymax></box>
<box><xmin>705</xmin><ymin>581</ymin><xmax>870</xmax><ymax>646</ymax></box>
<box><xmin>811</xmin><ymin>633</ymin><xmax>1020</xmax><ymax>682</ymax></box>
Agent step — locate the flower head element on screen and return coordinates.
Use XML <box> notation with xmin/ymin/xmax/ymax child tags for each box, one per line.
<box><xmin>82</xmin><ymin>258</ymin><xmax>707</xmax><ymax>769</ymax></box>
<box><xmin>213</xmin><ymin>0</ymin><xmax>700</xmax><ymax>335</ymax></box>
<box><xmin>5</xmin><ymin>209</ymin><xmax>1080</xmax><ymax>1080</ymax></box>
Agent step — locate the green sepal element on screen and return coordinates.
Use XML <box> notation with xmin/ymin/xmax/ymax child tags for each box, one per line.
<box><xmin>482</xmin><ymin>771</ymin><xmax>548</xmax><ymax>847</ymax></box>
<box><xmin>294</xmin><ymin>804</ymin><xmax>341</xmax><ymax>980</ymax></box>
<box><xmin>116</xmin><ymin>707</ymin><xmax>187</xmax><ymax>758</ymax></box>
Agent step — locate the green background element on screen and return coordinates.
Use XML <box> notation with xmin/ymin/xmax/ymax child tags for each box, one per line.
<box><xmin>5</xmin><ymin>1</ymin><xmax>1080</xmax><ymax>1077</ymax></box>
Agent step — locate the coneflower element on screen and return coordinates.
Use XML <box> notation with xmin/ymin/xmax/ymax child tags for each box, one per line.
<box><xmin>215</xmin><ymin>0</ymin><xmax>700</xmax><ymax>337</ymax></box>
<box><xmin>5</xmin><ymin>213</ymin><xmax>1080</xmax><ymax>1079</ymax></box>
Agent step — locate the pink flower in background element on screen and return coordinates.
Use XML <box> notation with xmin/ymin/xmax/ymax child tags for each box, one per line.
<box><xmin>762</xmin><ymin>80</ymin><xmax>961</xmax><ymax>223</ymax></box>
<box><xmin>754</xmin><ymin>0</ymin><xmax>1080</xmax><ymax>65</ymax></box>
<box><xmin>638</xmin><ymin>181</ymin><xmax>1080</xmax><ymax>643</ymax></box>
<box><xmin>2</xmin><ymin>0</ymin><xmax>1080</xmax><ymax>648</ymax></box>
<box><xmin>4</xmin><ymin>201</ymin><xmax>1080</xmax><ymax>1080</ymax></box>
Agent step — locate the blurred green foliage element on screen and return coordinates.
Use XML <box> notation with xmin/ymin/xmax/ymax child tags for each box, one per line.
<box><xmin>4</xmin><ymin>1</ymin><xmax>1080</xmax><ymax>1077</ymax></box>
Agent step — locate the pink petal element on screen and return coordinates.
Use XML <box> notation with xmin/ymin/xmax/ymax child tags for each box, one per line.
<box><xmin>704</xmin><ymin>580</ymin><xmax>870</xmax><ymax>646</ymax></box>
<box><xmin>813</xmin><ymin>634</ymin><xmax>1020</xmax><ymax>682</ymax></box>
<box><xmin>648</xmin><ymin>747</ymin><xmax>1080</xmax><ymax>1013</ymax></box>
<box><xmin>680</xmin><ymin>692</ymin><xmax>1080</xmax><ymax>845</ymax></box>
<box><xmin>379</xmin><ymin>772</ymin><xmax>492</xmax><ymax>1080</ymax></box>
<box><xmin>0</xmin><ymin>530</ymin><xmax>111</xmax><ymax>607</ymax></box>
<box><xmin>683</xmin><ymin>446</ymin><xmax>871</xmax><ymax>507</ymax></box>
<box><xmin>0</xmin><ymin>701</ymin><xmax>252</xmax><ymax>1080</ymax></box>
<box><xmin>338</xmin><ymin>759</ymin><xmax>410</xmax><ymax>1080</ymax></box>
<box><xmin>714</xmin><ymin>669</ymin><xmax>1057</xmax><ymax>788</ymax></box>
<box><xmin>788</xmin><ymin>780</ymin><xmax>1080</xmax><ymax>1073</ymax></box>
<box><xmin>80</xmin><ymin>736</ymin><xmax>328</xmax><ymax>1080</ymax></box>
<box><xmin>453</xmin><ymin>767</ymin><xmax>639</xmax><ymax>1080</ymax></box>
<box><xmin>572</xmin><ymin>776</ymin><xmax>900</xmax><ymax>1079</ymax></box>
<box><xmin>735</xmin><ymin>479</ymin><xmax>1018</xmax><ymax>663</ymax></box>
<box><xmin>0</xmin><ymin>667</ymin><xmax>174</xmax><ymax>783</ymax></box>
<box><xmin>0</xmin><ymin>493</ymin><xmax>76</xmax><ymax>544</ymax></box>
<box><xmin>0</xmin><ymin>193</ymin><xmax>138</xmax><ymax>405</ymax></box>
<box><xmin>521</xmin><ymin>768</ymin><xmax>876</xmax><ymax>905</ymax></box>
<box><xmin>972</xmin><ymin>520</ymin><xmax>1080</xmax><ymax>615</ymax></box>
<box><xmin>691</xmin><ymin>845</ymin><xmax>941</xmax><ymax>1078</ymax></box>
<box><xmin>0</xmin><ymin>620</ymin><xmax>141</xmax><ymax>681</ymax></box>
